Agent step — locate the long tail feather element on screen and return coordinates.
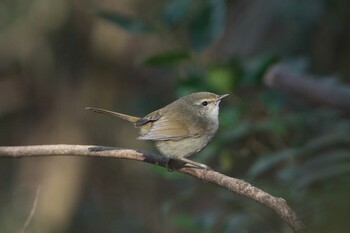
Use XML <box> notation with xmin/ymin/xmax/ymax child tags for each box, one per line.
<box><xmin>85</xmin><ymin>107</ymin><xmax>140</xmax><ymax>123</ymax></box>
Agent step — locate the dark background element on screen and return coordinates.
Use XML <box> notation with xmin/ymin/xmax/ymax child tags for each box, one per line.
<box><xmin>1</xmin><ymin>0</ymin><xmax>350</xmax><ymax>232</ymax></box>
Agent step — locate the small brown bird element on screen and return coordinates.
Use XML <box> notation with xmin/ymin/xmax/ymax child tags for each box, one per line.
<box><xmin>86</xmin><ymin>92</ymin><xmax>228</xmax><ymax>169</ymax></box>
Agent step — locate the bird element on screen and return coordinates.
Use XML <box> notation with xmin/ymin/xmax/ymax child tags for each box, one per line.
<box><xmin>86</xmin><ymin>92</ymin><xmax>228</xmax><ymax>169</ymax></box>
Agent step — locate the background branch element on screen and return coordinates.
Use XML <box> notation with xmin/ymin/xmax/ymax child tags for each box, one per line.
<box><xmin>0</xmin><ymin>145</ymin><xmax>303</xmax><ymax>232</ymax></box>
<box><xmin>19</xmin><ymin>186</ymin><xmax>41</xmax><ymax>233</ymax></box>
<box><xmin>264</xmin><ymin>64</ymin><xmax>350</xmax><ymax>112</ymax></box>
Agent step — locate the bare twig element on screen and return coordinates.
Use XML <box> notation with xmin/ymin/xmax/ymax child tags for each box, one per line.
<box><xmin>0</xmin><ymin>145</ymin><xmax>303</xmax><ymax>232</ymax></box>
<box><xmin>19</xmin><ymin>186</ymin><xmax>41</xmax><ymax>233</ymax></box>
<box><xmin>264</xmin><ymin>64</ymin><xmax>350</xmax><ymax>112</ymax></box>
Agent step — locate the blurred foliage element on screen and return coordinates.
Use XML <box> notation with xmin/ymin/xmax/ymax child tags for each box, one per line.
<box><xmin>143</xmin><ymin>50</ymin><xmax>191</xmax><ymax>66</ymax></box>
<box><xmin>99</xmin><ymin>11</ymin><xmax>156</xmax><ymax>34</ymax></box>
<box><xmin>97</xmin><ymin>0</ymin><xmax>350</xmax><ymax>232</ymax></box>
<box><xmin>1</xmin><ymin>0</ymin><xmax>350</xmax><ymax>233</ymax></box>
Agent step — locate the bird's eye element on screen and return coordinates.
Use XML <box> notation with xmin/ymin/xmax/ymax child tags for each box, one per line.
<box><xmin>201</xmin><ymin>101</ymin><xmax>208</xmax><ymax>106</ymax></box>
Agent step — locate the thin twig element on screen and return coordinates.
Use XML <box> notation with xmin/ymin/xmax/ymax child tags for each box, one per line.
<box><xmin>19</xmin><ymin>186</ymin><xmax>41</xmax><ymax>233</ymax></box>
<box><xmin>0</xmin><ymin>145</ymin><xmax>303</xmax><ymax>232</ymax></box>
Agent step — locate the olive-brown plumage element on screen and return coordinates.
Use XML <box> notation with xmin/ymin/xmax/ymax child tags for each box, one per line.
<box><xmin>86</xmin><ymin>92</ymin><xmax>228</xmax><ymax>169</ymax></box>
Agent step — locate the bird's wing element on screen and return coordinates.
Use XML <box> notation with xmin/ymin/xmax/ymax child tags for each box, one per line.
<box><xmin>138</xmin><ymin>114</ymin><xmax>206</xmax><ymax>141</ymax></box>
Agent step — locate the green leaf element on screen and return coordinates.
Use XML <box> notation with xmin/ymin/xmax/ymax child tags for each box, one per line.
<box><xmin>143</xmin><ymin>50</ymin><xmax>191</xmax><ymax>66</ymax></box>
<box><xmin>162</xmin><ymin>0</ymin><xmax>195</xmax><ymax>27</ymax></box>
<box><xmin>205</xmin><ymin>66</ymin><xmax>235</xmax><ymax>92</ymax></box>
<box><xmin>242</xmin><ymin>54</ymin><xmax>279</xmax><ymax>86</ymax></box>
<box><xmin>98</xmin><ymin>11</ymin><xmax>155</xmax><ymax>33</ymax></box>
<box><xmin>189</xmin><ymin>0</ymin><xmax>226</xmax><ymax>51</ymax></box>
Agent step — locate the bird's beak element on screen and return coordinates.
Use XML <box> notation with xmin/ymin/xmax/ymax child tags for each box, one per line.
<box><xmin>217</xmin><ymin>94</ymin><xmax>229</xmax><ymax>101</ymax></box>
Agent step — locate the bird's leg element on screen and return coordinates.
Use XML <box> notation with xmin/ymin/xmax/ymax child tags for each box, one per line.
<box><xmin>179</xmin><ymin>158</ymin><xmax>212</xmax><ymax>180</ymax></box>
<box><xmin>179</xmin><ymin>158</ymin><xmax>212</xmax><ymax>170</ymax></box>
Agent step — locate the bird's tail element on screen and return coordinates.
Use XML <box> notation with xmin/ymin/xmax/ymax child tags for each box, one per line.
<box><xmin>85</xmin><ymin>107</ymin><xmax>141</xmax><ymax>123</ymax></box>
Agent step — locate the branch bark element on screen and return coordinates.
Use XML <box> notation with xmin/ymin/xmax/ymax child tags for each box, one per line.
<box><xmin>0</xmin><ymin>145</ymin><xmax>303</xmax><ymax>232</ymax></box>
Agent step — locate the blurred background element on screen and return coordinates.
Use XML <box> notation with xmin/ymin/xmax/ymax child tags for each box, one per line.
<box><xmin>1</xmin><ymin>0</ymin><xmax>350</xmax><ymax>232</ymax></box>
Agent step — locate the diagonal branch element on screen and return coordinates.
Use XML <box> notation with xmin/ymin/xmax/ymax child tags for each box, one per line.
<box><xmin>0</xmin><ymin>144</ymin><xmax>303</xmax><ymax>232</ymax></box>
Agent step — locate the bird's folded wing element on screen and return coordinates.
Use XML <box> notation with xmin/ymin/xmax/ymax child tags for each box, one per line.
<box><xmin>138</xmin><ymin>117</ymin><xmax>203</xmax><ymax>141</ymax></box>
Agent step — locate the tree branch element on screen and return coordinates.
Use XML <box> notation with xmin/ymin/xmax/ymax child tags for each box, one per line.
<box><xmin>0</xmin><ymin>145</ymin><xmax>303</xmax><ymax>232</ymax></box>
<box><xmin>264</xmin><ymin>64</ymin><xmax>350</xmax><ymax>112</ymax></box>
<box><xmin>19</xmin><ymin>186</ymin><xmax>41</xmax><ymax>233</ymax></box>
